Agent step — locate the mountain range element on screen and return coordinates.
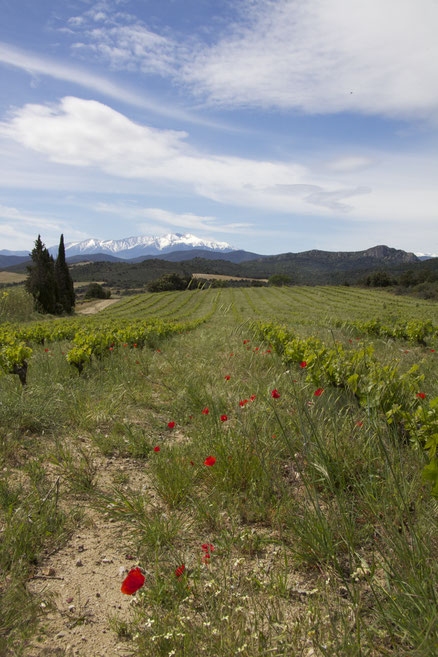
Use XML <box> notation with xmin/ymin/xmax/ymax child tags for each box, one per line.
<box><xmin>2</xmin><ymin>234</ymin><xmax>437</xmax><ymax>287</ymax></box>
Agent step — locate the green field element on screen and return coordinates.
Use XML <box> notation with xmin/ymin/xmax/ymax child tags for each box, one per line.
<box><xmin>1</xmin><ymin>286</ymin><xmax>438</xmax><ymax>656</ymax></box>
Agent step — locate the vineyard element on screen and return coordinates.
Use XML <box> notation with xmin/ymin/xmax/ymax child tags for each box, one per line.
<box><xmin>1</xmin><ymin>286</ymin><xmax>438</xmax><ymax>656</ymax></box>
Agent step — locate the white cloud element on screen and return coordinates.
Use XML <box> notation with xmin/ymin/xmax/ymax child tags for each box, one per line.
<box><xmin>0</xmin><ymin>42</ymin><xmax>229</xmax><ymax>129</ymax></box>
<box><xmin>1</xmin><ymin>96</ymin><xmax>438</xmax><ymax>243</ymax></box>
<box><xmin>95</xmin><ymin>203</ymin><xmax>253</xmax><ymax>234</ymax></box>
<box><xmin>62</xmin><ymin>0</ymin><xmax>438</xmax><ymax>121</ymax></box>
<box><xmin>326</xmin><ymin>157</ymin><xmax>377</xmax><ymax>173</ymax></box>
<box><xmin>181</xmin><ymin>0</ymin><xmax>438</xmax><ymax>120</ymax></box>
<box><xmin>0</xmin><ymin>97</ymin><xmax>369</xmax><ymax>216</ymax></box>
<box><xmin>0</xmin><ymin>203</ymin><xmax>87</xmax><ymax>250</ymax></box>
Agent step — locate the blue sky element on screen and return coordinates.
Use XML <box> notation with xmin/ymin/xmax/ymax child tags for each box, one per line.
<box><xmin>0</xmin><ymin>0</ymin><xmax>437</xmax><ymax>255</ymax></box>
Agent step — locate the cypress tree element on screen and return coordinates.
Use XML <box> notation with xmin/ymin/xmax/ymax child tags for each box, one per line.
<box><xmin>25</xmin><ymin>235</ymin><xmax>57</xmax><ymax>314</ymax></box>
<box><xmin>55</xmin><ymin>234</ymin><xmax>75</xmax><ymax>313</ymax></box>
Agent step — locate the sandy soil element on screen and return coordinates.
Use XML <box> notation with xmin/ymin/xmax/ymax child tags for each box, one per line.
<box><xmin>76</xmin><ymin>299</ymin><xmax>119</xmax><ymax>315</ymax></box>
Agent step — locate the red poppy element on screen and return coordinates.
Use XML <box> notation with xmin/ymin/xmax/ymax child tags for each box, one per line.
<box><xmin>109</xmin><ymin>347</ymin><xmax>113</xmax><ymax>351</ymax></box>
<box><xmin>239</xmin><ymin>399</ymin><xmax>248</xmax><ymax>406</ymax></box>
<box><xmin>300</xmin><ymin>361</ymin><xmax>307</xmax><ymax>368</ymax></box>
<box><xmin>168</xmin><ymin>421</ymin><xmax>175</xmax><ymax>429</ymax></box>
<box><xmin>154</xmin><ymin>446</ymin><xmax>160</xmax><ymax>452</ymax></box>
<box><xmin>202</xmin><ymin>407</ymin><xmax>209</xmax><ymax>415</ymax></box>
<box><xmin>431</xmin><ymin>349</ymin><xmax>435</xmax><ymax>353</ymax></box>
<box><xmin>133</xmin><ymin>343</ymin><xmax>137</xmax><ymax>348</ymax></box>
<box><xmin>255</xmin><ymin>347</ymin><xmax>259</xmax><ymax>351</ymax></box>
<box><xmin>243</xmin><ymin>340</ymin><xmax>249</xmax><ymax>344</ymax></box>
<box><xmin>266</xmin><ymin>350</ymin><xmax>271</xmax><ymax>353</ymax></box>
<box><xmin>121</xmin><ymin>567</ymin><xmax>145</xmax><ymax>595</ymax></box>
<box><xmin>356</xmin><ymin>421</ymin><xmax>364</xmax><ymax>427</ymax></box>
<box><xmin>417</xmin><ymin>392</ymin><xmax>426</xmax><ymax>399</ymax></box>
<box><xmin>349</xmin><ymin>339</ymin><xmax>353</xmax><ymax>343</ymax></box>
<box><xmin>135</xmin><ymin>360</ymin><xmax>140</xmax><ymax>364</ymax></box>
<box><xmin>314</xmin><ymin>388</ymin><xmax>324</xmax><ymax>396</ymax></box>
<box><xmin>271</xmin><ymin>389</ymin><xmax>280</xmax><ymax>399</ymax></box>
<box><xmin>250</xmin><ymin>395</ymin><xmax>256</xmax><ymax>401</ymax></box>
<box><xmin>201</xmin><ymin>543</ymin><xmax>214</xmax><ymax>553</ymax></box>
<box><xmin>229</xmin><ymin>353</ymin><xmax>234</xmax><ymax>357</ymax></box>
<box><xmin>204</xmin><ymin>456</ymin><xmax>216</xmax><ymax>466</ymax></box>
<box><xmin>123</xmin><ymin>343</ymin><xmax>127</xmax><ymax>347</ymax></box>
<box><xmin>225</xmin><ymin>375</ymin><xmax>230</xmax><ymax>380</ymax></box>
<box><xmin>175</xmin><ymin>564</ymin><xmax>185</xmax><ymax>578</ymax></box>
<box><xmin>44</xmin><ymin>348</ymin><xmax>49</xmax><ymax>352</ymax></box>
<box><xmin>157</xmin><ymin>349</ymin><xmax>161</xmax><ymax>352</ymax></box>
<box><xmin>190</xmin><ymin>460</ymin><xmax>194</xmax><ymax>466</ymax></box>
<box><xmin>220</xmin><ymin>414</ymin><xmax>228</xmax><ymax>422</ymax></box>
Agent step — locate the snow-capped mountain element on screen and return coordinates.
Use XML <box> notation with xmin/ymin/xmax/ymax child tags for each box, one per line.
<box><xmin>51</xmin><ymin>233</ymin><xmax>234</xmax><ymax>259</ymax></box>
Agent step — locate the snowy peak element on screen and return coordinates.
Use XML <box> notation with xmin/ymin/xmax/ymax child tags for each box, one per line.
<box><xmin>52</xmin><ymin>233</ymin><xmax>234</xmax><ymax>259</ymax></box>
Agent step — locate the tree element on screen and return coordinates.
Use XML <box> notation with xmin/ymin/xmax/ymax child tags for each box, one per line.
<box><xmin>55</xmin><ymin>234</ymin><xmax>75</xmax><ymax>313</ymax></box>
<box><xmin>84</xmin><ymin>283</ymin><xmax>111</xmax><ymax>299</ymax></box>
<box><xmin>268</xmin><ymin>273</ymin><xmax>292</xmax><ymax>287</ymax></box>
<box><xmin>25</xmin><ymin>235</ymin><xmax>57</xmax><ymax>314</ymax></box>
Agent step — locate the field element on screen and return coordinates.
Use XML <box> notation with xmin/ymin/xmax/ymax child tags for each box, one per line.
<box><xmin>1</xmin><ymin>286</ymin><xmax>438</xmax><ymax>657</ymax></box>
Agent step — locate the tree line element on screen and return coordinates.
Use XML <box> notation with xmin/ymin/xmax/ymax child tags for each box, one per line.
<box><xmin>26</xmin><ymin>235</ymin><xmax>75</xmax><ymax>314</ymax></box>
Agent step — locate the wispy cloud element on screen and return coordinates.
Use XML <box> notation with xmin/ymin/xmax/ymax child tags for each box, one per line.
<box><xmin>0</xmin><ymin>203</ymin><xmax>87</xmax><ymax>249</ymax></box>
<box><xmin>0</xmin><ymin>42</ymin><xmax>230</xmax><ymax>129</ymax></box>
<box><xmin>95</xmin><ymin>203</ymin><xmax>253</xmax><ymax>234</ymax></box>
<box><xmin>181</xmin><ymin>0</ymin><xmax>438</xmax><ymax>120</ymax></box>
<box><xmin>0</xmin><ymin>97</ymin><xmax>369</xmax><ymax>216</ymax></box>
<box><xmin>67</xmin><ymin>0</ymin><xmax>438</xmax><ymax>121</ymax></box>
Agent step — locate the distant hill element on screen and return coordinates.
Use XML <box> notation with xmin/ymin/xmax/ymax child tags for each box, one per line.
<box><xmin>131</xmin><ymin>248</ymin><xmax>262</xmax><ymax>263</ymax></box>
<box><xmin>2</xmin><ymin>244</ymin><xmax>426</xmax><ymax>290</ymax></box>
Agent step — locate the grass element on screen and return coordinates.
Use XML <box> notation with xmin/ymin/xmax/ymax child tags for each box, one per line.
<box><xmin>1</xmin><ymin>287</ymin><xmax>438</xmax><ymax>655</ymax></box>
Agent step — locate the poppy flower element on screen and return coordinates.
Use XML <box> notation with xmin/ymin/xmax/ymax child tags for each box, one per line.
<box><xmin>201</xmin><ymin>543</ymin><xmax>214</xmax><ymax>553</ymax></box>
<box><xmin>255</xmin><ymin>347</ymin><xmax>259</xmax><ymax>351</ymax></box>
<box><xmin>123</xmin><ymin>343</ymin><xmax>127</xmax><ymax>347</ymax></box>
<box><xmin>204</xmin><ymin>456</ymin><xmax>216</xmax><ymax>466</ymax></box>
<box><xmin>431</xmin><ymin>349</ymin><xmax>435</xmax><ymax>353</ymax></box>
<box><xmin>349</xmin><ymin>339</ymin><xmax>353</xmax><ymax>343</ymax></box>
<box><xmin>250</xmin><ymin>395</ymin><xmax>256</xmax><ymax>401</ymax></box>
<box><xmin>220</xmin><ymin>414</ymin><xmax>228</xmax><ymax>422</ymax></box>
<box><xmin>121</xmin><ymin>567</ymin><xmax>145</xmax><ymax>595</ymax></box>
<box><xmin>133</xmin><ymin>343</ymin><xmax>137</xmax><ymax>348</ymax></box>
<box><xmin>168</xmin><ymin>421</ymin><xmax>175</xmax><ymax>429</ymax></box>
<box><xmin>190</xmin><ymin>460</ymin><xmax>194</xmax><ymax>466</ymax></box>
<box><xmin>202</xmin><ymin>407</ymin><xmax>209</xmax><ymax>415</ymax></box>
<box><xmin>135</xmin><ymin>360</ymin><xmax>140</xmax><ymax>364</ymax></box>
<box><xmin>109</xmin><ymin>347</ymin><xmax>113</xmax><ymax>351</ymax></box>
<box><xmin>314</xmin><ymin>388</ymin><xmax>324</xmax><ymax>396</ymax></box>
<box><xmin>243</xmin><ymin>340</ymin><xmax>249</xmax><ymax>345</ymax></box>
<box><xmin>239</xmin><ymin>399</ymin><xmax>248</xmax><ymax>406</ymax></box>
<box><xmin>154</xmin><ymin>446</ymin><xmax>160</xmax><ymax>452</ymax></box>
<box><xmin>157</xmin><ymin>349</ymin><xmax>161</xmax><ymax>353</ymax></box>
<box><xmin>44</xmin><ymin>348</ymin><xmax>49</xmax><ymax>352</ymax></box>
<box><xmin>175</xmin><ymin>565</ymin><xmax>185</xmax><ymax>578</ymax></box>
<box><xmin>356</xmin><ymin>421</ymin><xmax>364</xmax><ymax>427</ymax></box>
<box><xmin>271</xmin><ymin>389</ymin><xmax>280</xmax><ymax>399</ymax></box>
<box><xmin>225</xmin><ymin>375</ymin><xmax>230</xmax><ymax>380</ymax></box>
<box><xmin>417</xmin><ymin>393</ymin><xmax>426</xmax><ymax>399</ymax></box>
<box><xmin>300</xmin><ymin>361</ymin><xmax>307</xmax><ymax>368</ymax></box>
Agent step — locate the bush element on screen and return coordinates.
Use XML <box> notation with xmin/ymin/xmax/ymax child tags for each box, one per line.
<box><xmin>147</xmin><ymin>273</ymin><xmax>191</xmax><ymax>292</ymax></box>
<box><xmin>84</xmin><ymin>283</ymin><xmax>111</xmax><ymax>299</ymax></box>
<box><xmin>268</xmin><ymin>274</ymin><xmax>292</xmax><ymax>287</ymax></box>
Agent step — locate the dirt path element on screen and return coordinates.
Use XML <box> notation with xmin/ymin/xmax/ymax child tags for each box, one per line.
<box><xmin>76</xmin><ymin>299</ymin><xmax>119</xmax><ymax>315</ymax></box>
<box><xmin>27</xmin><ymin>456</ymin><xmax>152</xmax><ymax>657</ymax></box>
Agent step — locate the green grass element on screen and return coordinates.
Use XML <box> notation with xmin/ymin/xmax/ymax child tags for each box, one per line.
<box><xmin>1</xmin><ymin>286</ymin><xmax>438</xmax><ymax>655</ymax></box>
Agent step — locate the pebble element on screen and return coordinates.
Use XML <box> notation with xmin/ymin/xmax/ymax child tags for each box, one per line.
<box><xmin>102</xmin><ymin>558</ymin><xmax>113</xmax><ymax>563</ymax></box>
<box><xmin>78</xmin><ymin>545</ymin><xmax>85</xmax><ymax>553</ymax></box>
<box><xmin>75</xmin><ymin>559</ymin><xmax>83</xmax><ymax>567</ymax></box>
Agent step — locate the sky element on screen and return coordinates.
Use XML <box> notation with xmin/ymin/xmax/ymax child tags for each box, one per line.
<box><xmin>0</xmin><ymin>0</ymin><xmax>437</xmax><ymax>256</ymax></box>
